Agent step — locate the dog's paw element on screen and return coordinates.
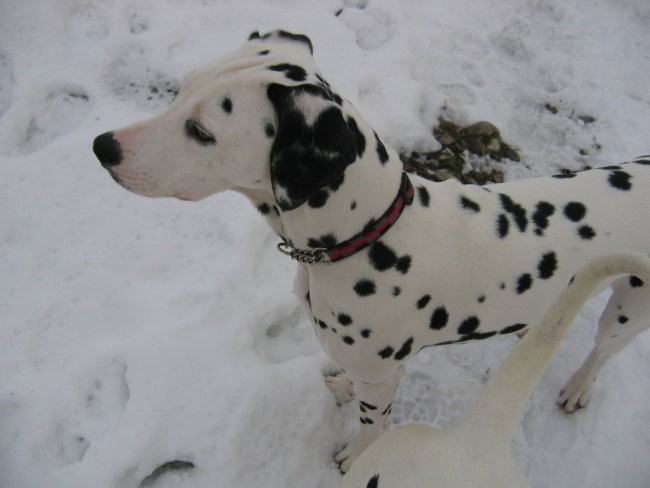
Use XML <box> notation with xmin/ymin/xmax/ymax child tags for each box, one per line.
<box><xmin>556</xmin><ymin>371</ymin><xmax>595</xmax><ymax>413</ymax></box>
<box><xmin>334</xmin><ymin>434</ymin><xmax>373</xmax><ymax>473</ymax></box>
<box><xmin>324</xmin><ymin>372</ymin><xmax>355</xmax><ymax>405</ymax></box>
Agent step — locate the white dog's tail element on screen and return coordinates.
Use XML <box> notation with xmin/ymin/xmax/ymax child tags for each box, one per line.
<box><xmin>461</xmin><ymin>252</ymin><xmax>650</xmax><ymax>444</ymax></box>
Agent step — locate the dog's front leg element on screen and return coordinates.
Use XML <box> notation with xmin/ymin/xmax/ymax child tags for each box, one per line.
<box><xmin>335</xmin><ymin>366</ymin><xmax>404</xmax><ymax>473</ymax></box>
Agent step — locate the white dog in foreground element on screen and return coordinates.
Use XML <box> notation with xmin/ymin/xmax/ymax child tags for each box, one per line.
<box><xmin>343</xmin><ymin>252</ymin><xmax>650</xmax><ymax>488</ymax></box>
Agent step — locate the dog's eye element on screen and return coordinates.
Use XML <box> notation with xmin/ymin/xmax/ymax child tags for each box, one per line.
<box><xmin>185</xmin><ymin>119</ymin><xmax>216</xmax><ymax>145</ymax></box>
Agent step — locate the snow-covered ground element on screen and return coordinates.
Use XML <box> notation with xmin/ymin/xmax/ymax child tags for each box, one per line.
<box><xmin>1</xmin><ymin>1</ymin><xmax>649</xmax><ymax>487</ymax></box>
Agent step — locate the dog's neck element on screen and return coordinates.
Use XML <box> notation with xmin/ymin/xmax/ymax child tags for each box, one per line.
<box><xmin>239</xmin><ymin>138</ymin><xmax>405</xmax><ymax>256</ymax></box>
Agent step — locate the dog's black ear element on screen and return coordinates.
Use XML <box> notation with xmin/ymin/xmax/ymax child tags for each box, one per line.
<box><xmin>267</xmin><ymin>83</ymin><xmax>357</xmax><ymax>211</ymax></box>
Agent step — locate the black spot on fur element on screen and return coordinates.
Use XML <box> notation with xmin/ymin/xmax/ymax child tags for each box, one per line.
<box><xmin>532</xmin><ymin>201</ymin><xmax>555</xmax><ymax>233</ymax></box>
<box><xmin>618</xmin><ymin>315</ymin><xmax>629</xmax><ymax>324</ymax></box>
<box><xmin>369</xmin><ymin>242</ymin><xmax>397</xmax><ymax>271</ymax></box>
<box><xmin>346</xmin><ymin>117</ymin><xmax>366</xmax><ymax>157</ymax></box>
<box><xmin>343</xmin><ymin>336</ymin><xmax>355</xmax><ymax>345</ymax></box>
<box><xmin>395</xmin><ymin>256</ymin><xmax>412</xmax><ymax>274</ymax></box>
<box><xmin>264</xmin><ymin>122</ymin><xmax>275</xmax><ymax>137</ymax></box>
<box><xmin>361</xmin><ymin>328</ymin><xmax>372</xmax><ymax>338</ymax></box>
<box><xmin>268</xmin><ymin>63</ymin><xmax>308</xmax><ymax>82</ymax></box>
<box><xmin>308</xmin><ymin>233</ymin><xmax>337</xmax><ymax>249</ymax></box>
<box><xmin>351</xmin><ymin>201</ymin><xmax>357</xmax><ymax>210</ymax></box>
<box><xmin>516</xmin><ymin>273</ymin><xmax>533</xmax><ymax>294</ymax></box>
<box><xmin>328</xmin><ymin>174</ymin><xmax>345</xmax><ymax>192</ymax></box>
<box><xmin>417</xmin><ymin>186</ymin><xmax>430</xmax><ymax>207</ymax></box>
<box><xmin>460</xmin><ymin>196</ymin><xmax>481</xmax><ymax>212</ymax></box>
<box><xmin>578</xmin><ymin>225</ymin><xmax>596</xmax><ymax>240</ymax></box>
<box><xmin>374</xmin><ymin>131</ymin><xmax>389</xmax><ymax>165</ymax></box>
<box><xmin>499</xmin><ymin>282</ymin><xmax>506</xmax><ymax>290</ymax></box>
<box><xmin>496</xmin><ymin>213</ymin><xmax>509</xmax><ymax>238</ymax></box>
<box><xmin>366</xmin><ymin>474</ymin><xmax>380</xmax><ymax>488</ymax></box>
<box><xmin>317</xmin><ymin>320</ymin><xmax>328</xmax><ymax>329</ymax></box>
<box><xmin>499</xmin><ymin>194</ymin><xmax>528</xmax><ymax>232</ymax></box>
<box><xmin>258</xmin><ymin>203</ymin><xmax>271</xmax><ymax>215</ymax></box>
<box><xmin>392</xmin><ymin>286</ymin><xmax>402</xmax><ymax>297</ymax></box>
<box><xmin>458</xmin><ymin>316</ymin><xmax>480</xmax><ymax>335</ymax></box>
<box><xmin>417</xmin><ymin>294</ymin><xmax>431</xmax><ymax>309</ymax></box>
<box><xmin>305</xmin><ymin>292</ymin><xmax>310</xmax><ymax>306</ymax></box>
<box><xmin>552</xmin><ymin>171</ymin><xmax>576</xmax><ymax>179</ymax></box>
<box><xmin>258</xmin><ymin>49</ymin><xmax>270</xmax><ymax>55</ymax></box>
<box><xmin>538</xmin><ymin>252</ymin><xmax>557</xmax><ymax>279</ymax></box>
<box><xmin>360</xmin><ymin>401</ymin><xmax>377</xmax><ymax>410</ymax></box>
<box><xmin>477</xmin><ymin>295</ymin><xmax>486</xmax><ymax>303</ymax></box>
<box><xmin>608</xmin><ymin>170</ymin><xmax>632</xmax><ymax>191</ymax></box>
<box><xmin>307</xmin><ymin>189</ymin><xmax>329</xmax><ymax>208</ymax></box>
<box><xmin>630</xmin><ymin>276</ymin><xmax>645</xmax><ymax>288</ymax></box>
<box><xmin>394</xmin><ymin>337</ymin><xmax>414</xmax><ymax>360</ymax></box>
<box><xmin>381</xmin><ymin>404</ymin><xmax>392</xmax><ymax>415</ymax></box>
<box><xmin>634</xmin><ymin>159</ymin><xmax>650</xmax><ymax>165</ymax></box>
<box><xmin>430</xmin><ymin>306</ymin><xmax>449</xmax><ymax>330</ymax></box>
<box><xmin>563</xmin><ymin>202</ymin><xmax>587</xmax><ymax>222</ymax></box>
<box><xmin>378</xmin><ymin>346</ymin><xmax>394</xmax><ymax>359</ymax></box>
<box><xmin>337</xmin><ymin>313</ymin><xmax>353</xmax><ymax>326</ymax></box>
<box><xmin>354</xmin><ymin>279</ymin><xmax>376</xmax><ymax>296</ymax></box>
<box><xmin>221</xmin><ymin>97</ymin><xmax>233</xmax><ymax>113</ymax></box>
<box><xmin>501</xmin><ymin>323</ymin><xmax>527</xmax><ymax>334</ymax></box>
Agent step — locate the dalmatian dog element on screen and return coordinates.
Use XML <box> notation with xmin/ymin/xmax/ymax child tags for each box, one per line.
<box><xmin>92</xmin><ymin>30</ymin><xmax>650</xmax><ymax>472</ymax></box>
<box><xmin>342</xmin><ymin>252</ymin><xmax>650</xmax><ymax>488</ymax></box>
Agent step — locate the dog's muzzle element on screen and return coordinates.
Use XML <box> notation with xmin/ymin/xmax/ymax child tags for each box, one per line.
<box><xmin>93</xmin><ymin>132</ymin><xmax>123</xmax><ymax>169</ymax></box>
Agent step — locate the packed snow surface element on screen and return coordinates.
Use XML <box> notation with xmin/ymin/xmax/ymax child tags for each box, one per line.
<box><xmin>1</xmin><ymin>1</ymin><xmax>649</xmax><ymax>487</ymax></box>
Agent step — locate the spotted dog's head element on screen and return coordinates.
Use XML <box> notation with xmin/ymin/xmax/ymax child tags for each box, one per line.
<box><xmin>93</xmin><ymin>30</ymin><xmax>359</xmax><ymax>209</ymax></box>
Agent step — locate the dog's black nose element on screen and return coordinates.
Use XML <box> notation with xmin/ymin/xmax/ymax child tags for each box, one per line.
<box><xmin>93</xmin><ymin>132</ymin><xmax>123</xmax><ymax>168</ymax></box>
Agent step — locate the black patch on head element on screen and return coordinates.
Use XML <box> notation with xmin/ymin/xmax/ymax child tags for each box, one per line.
<box><xmin>307</xmin><ymin>189</ymin><xmax>330</xmax><ymax>208</ymax></box>
<box><xmin>608</xmin><ymin>170</ymin><xmax>632</xmax><ymax>191</ymax></box>
<box><xmin>563</xmin><ymin>202</ymin><xmax>587</xmax><ymax>222</ymax></box>
<box><xmin>501</xmin><ymin>323</ymin><xmax>527</xmax><ymax>335</ymax></box>
<box><xmin>369</xmin><ymin>242</ymin><xmax>397</xmax><ymax>271</ymax></box>
<box><xmin>258</xmin><ymin>203</ymin><xmax>271</xmax><ymax>215</ymax></box>
<box><xmin>307</xmin><ymin>233</ymin><xmax>337</xmax><ymax>249</ymax></box>
<box><xmin>460</xmin><ymin>196</ymin><xmax>481</xmax><ymax>212</ymax></box>
<box><xmin>430</xmin><ymin>306</ymin><xmax>449</xmax><ymax>330</ymax></box>
<box><xmin>392</xmin><ymin>286</ymin><xmax>402</xmax><ymax>297</ymax></box>
<box><xmin>417</xmin><ymin>186</ymin><xmax>430</xmax><ymax>207</ymax></box>
<box><xmin>361</xmin><ymin>328</ymin><xmax>372</xmax><ymax>338</ymax></box>
<box><xmin>253</xmin><ymin>30</ymin><xmax>314</xmax><ymax>53</ymax></box>
<box><xmin>354</xmin><ymin>279</ymin><xmax>376</xmax><ymax>297</ymax></box>
<box><xmin>630</xmin><ymin>276</ymin><xmax>645</xmax><ymax>288</ymax></box>
<box><xmin>538</xmin><ymin>252</ymin><xmax>557</xmax><ymax>279</ymax></box>
<box><xmin>374</xmin><ymin>131</ymin><xmax>389</xmax><ymax>165</ymax></box>
<box><xmin>337</xmin><ymin>313</ymin><xmax>353</xmax><ymax>326</ymax></box>
<box><xmin>343</xmin><ymin>335</ymin><xmax>355</xmax><ymax>345</ymax></box>
<box><xmin>417</xmin><ymin>294</ymin><xmax>431</xmax><ymax>309</ymax></box>
<box><xmin>578</xmin><ymin>225</ymin><xmax>596</xmax><ymax>240</ymax></box>
<box><xmin>499</xmin><ymin>194</ymin><xmax>527</xmax><ymax>232</ymax></box>
<box><xmin>221</xmin><ymin>97</ymin><xmax>233</xmax><ymax>113</ymax></box>
<box><xmin>618</xmin><ymin>315</ymin><xmax>629</xmax><ymax>324</ymax></box>
<box><xmin>329</xmin><ymin>174</ymin><xmax>345</xmax><ymax>192</ymax></box>
<box><xmin>378</xmin><ymin>346</ymin><xmax>394</xmax><ymax>359</ymax></box>
<box><xmin>395</xmin><ymin>256</ymin><xmax>412</xmax><ymax>274</ymax></box>
<box><xmin>268</xmin><ymin>63</ymin><xmax>308</xmax><ymax>82</ymax></box>
<box><xmin>267</xmin><ymin>83</ymin><xmax>358</xmax><ymax>210</ymax></box>
<box><xmin>532</xmin><ymin>201</ymin><xmax>555</xmax><ymax>234</ymax></box>
<box><xmin>394</xmin><ymin>337</ymin><xmax>414</xmax><ymax>360</ymax></box>
<box><xmin>458</xmin><ymin>316</ymin><xmax>480</xmax><ymax>335</ymax></box>
<box><xmin>366</xmin><ymin>474</ymin><xmax>380</xmax><ymax>488</ymax></box>
<box><xmin>346</xmin><ymin>116</ymin><xmax>366</xmax><ymax>158</ymax></box>
<box><xmin>516</xmin><ymin>273</ymin><xmax>533</xmax><ymax>294</ymax></box>
<box><xmin>496</xmin><ymin>213</ymin><xmax>509</xmax><ymax>238</ymax></box>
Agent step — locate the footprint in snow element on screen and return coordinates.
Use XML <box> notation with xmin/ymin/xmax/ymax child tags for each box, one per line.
<box><xmin>338</xmin><ymin>5</ymin><xmax>397</xmax><ymax>50</ymax></box>
<box><xmin>253</xmin><ymin>306</ymin><xmax>320</xmax><ymax>364</ymax></box>
<box><xmin>65</xmin><ymin>3</ymin><xmax>109</xmax><ymax>40</ymax></box>
<box><xmin>0</xmin><ymin>50</ymin><xmax>14</xmax><ymax>118</ymax></box>
<box><xmin>12</xmin><ymin>85</ymin><xmax>93</xmax><ymax>156</ymax></box>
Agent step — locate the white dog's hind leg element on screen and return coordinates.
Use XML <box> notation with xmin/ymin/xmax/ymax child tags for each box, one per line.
<box><xmin>558</xmin><ymin>275</ymin><xmax>650</xmax><ymax>412</ymax></box>
<box><xmin>335</xmin><ymin>366</ymin><xmax>405</xmax><ymax>473</ymax></box>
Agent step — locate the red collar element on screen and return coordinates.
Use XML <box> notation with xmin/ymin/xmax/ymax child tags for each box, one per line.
<box><xmin>277</xmin><ymin>173</ymin><xmax>415</xmax><ymax>264</ymax></box>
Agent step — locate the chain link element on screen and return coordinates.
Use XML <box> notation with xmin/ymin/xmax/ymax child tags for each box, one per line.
<box><xmin>276</xmin><ymin>239</ymin><xmax>330</xmax><ymax>264</ymax></box>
